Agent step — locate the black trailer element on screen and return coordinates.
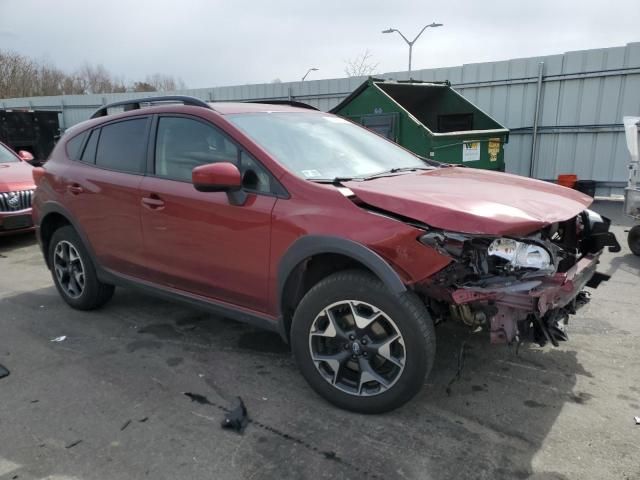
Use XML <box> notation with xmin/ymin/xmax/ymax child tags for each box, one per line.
<box><xmin>0</xmin><ymin>109</ymin><xmax>61</xmax><ymax>163</ymax></box>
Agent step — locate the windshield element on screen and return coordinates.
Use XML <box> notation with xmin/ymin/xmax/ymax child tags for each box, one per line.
<box><xmin>0</xmin><ymin>143</ymin><xmax>19</xmax><ymax>163</ymax></box>
<box><xmin>227</xmin><ymin>112</ymin><xmax>428</xmax><ymax>181</ymax></box>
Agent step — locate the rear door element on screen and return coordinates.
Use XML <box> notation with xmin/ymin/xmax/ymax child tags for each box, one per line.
<box><xmin>139</xmin><ymin>114</ymin><xmax>278</xmax><ymax>312</ymax></box>
<box><xmin>63</xmin><ymin>116</ymin><xmax>150</xmax><ymax>276</ymax></box>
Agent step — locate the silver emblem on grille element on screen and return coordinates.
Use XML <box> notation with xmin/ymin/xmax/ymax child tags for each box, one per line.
<box><xmin>7</xmin><ymin>192</ymin><xmax>19</xmax><ymax>209</ymax></box>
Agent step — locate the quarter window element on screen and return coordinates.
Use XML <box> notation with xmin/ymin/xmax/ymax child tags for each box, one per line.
<box><xmin>66</xmin><ymin>132</ymin><xmax>87</xmax><ymax>160</ymax></box>
<box><xmin>80</xmin><ymin>129</ymin><xmax>99</xmax><ymax>164</ymax></box>
<box><xmin>155</xmin><ymin>117</ymin><xmax>238</xmax><ymax>182</ymax></box>
<box><xmin>95</xmin><ymin>118</ymin><xmax>148</xmax><ymax>173</ymax></box>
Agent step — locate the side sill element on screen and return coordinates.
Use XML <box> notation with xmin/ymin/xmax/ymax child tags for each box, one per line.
<box><xmin>98</xmin><ymin>268</ymin><xmax>280</xmax><ymax>334</ymax></box>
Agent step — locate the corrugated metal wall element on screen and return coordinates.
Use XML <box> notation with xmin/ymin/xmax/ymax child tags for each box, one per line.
<box><xmin>2</xmin><ymin>42</ymin><xmax>639</xmax><ymax>194</ymax></box>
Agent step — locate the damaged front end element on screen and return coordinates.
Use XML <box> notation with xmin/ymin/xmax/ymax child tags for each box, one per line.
<box><xmin>417</xmin><ymin>210</ymin><xmax>620</xmax><ymax>347</ymax></box>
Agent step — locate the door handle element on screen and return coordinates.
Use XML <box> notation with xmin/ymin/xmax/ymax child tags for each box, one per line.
<box><xmin>141</xmin><ymin>195</ymin><xmax>165</xmax><ymax>210</ymax></box>
<box><xmin>67</xmin><ymin>184</ymin><xmax>84</xmax><ymax>195</ymax></box>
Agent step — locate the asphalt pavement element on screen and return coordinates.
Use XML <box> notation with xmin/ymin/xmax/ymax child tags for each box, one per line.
<box><xmin>0</xmin><ymin>200</ymin><xmax>638</xmax><ymax>480</ymax></box>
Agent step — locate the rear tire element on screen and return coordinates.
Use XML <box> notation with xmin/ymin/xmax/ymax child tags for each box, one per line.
<box><xmin>48</xmin><ymin>226</ymin><xmax>114</xmax><ymax>310</ymax></box>
<box><xmin>628</xmin><ymin>225</ymin><xmax>640</xmax><ymax>256</ymax></box>
<box><xmin>290</xmin><ymin>270</ymin><xmax>435</xmax><ymax>413</ymax></box>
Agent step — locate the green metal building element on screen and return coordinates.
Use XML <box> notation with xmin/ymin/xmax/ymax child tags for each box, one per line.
<box><xmin>330</xmin><ymin>78</ymin><xmax>509</xmax><ymax>171</ymax></box>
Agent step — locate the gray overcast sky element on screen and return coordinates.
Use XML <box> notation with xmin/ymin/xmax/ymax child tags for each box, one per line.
<box><xmin>1</xmin><ymin>0</ymin><xmax>638</xmax><ymax>88</ymax></box>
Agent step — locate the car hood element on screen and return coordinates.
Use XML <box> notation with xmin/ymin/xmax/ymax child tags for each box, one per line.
<box><xmin>344</xmin><ymin>167</ymin><xmax>592</xmax><ymax>236</ymax></box>
<box><xmin>0</xmin><ymin>161</ymin><xmax>35</xmax><ymax>192</ymax></box>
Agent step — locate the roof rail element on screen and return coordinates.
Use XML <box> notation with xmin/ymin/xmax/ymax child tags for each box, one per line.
<box><xmin>90</xmin><ymin>95</ymin><xmax>212</xmax><ymax>119</ymax></box>
<box><xmin>248</xmin><ymin>100</ymin><xmax>318</xmax><ymax>111</ymax></box>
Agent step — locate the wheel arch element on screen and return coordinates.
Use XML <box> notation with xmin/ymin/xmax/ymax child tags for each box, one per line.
<box><xmin>37</xmin><ymin>202</ymin><xmax>94</xmax><ymax>269</ymax></box>
<box><xmin>277</xmin><ymin>236</ymin><xmax>407</xmax><ymax>341</ymax></box>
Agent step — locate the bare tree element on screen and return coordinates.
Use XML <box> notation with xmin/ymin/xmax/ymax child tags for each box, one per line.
<box><xmin>132</xmin><ymin>81</ymin><xmax>156</xmax><ymax>93</ymax></box>
<box><xmin>145</xmin><ymin>73</ymin><xmax>185</xmax><ymax>92</ymax></box>
<box><xmin>344</xmin><ymin>50</ymin><xmax>379</xmax><ymax>77</ymax></box>
<box><xmin>0</xmin><ymin>50</ymin><xmax>38</xmax><ymax>98</ymax></box>
<box><xmin>76</xmin><ymin>63</ymin><xmax>117</xmax><ymax>94</ymax></box>
<box><xmin>0</xmin><ymin>49</ymin><xmax>188</xmax><ymax>98</ymax></box>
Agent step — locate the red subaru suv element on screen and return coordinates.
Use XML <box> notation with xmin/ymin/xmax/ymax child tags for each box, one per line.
<box><xmin>0</xmin><ymin>140</ymin><xmax>36</xmax><ymax>235</ymax></box>
<box><xmin>32</xmin><ymin>96</ymin><xmax>619</xmax><ymax>413</ymax></box>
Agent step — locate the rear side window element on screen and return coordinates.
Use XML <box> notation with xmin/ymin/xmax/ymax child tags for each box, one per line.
<box><xmin>80</xmin><ymin>129</ymin><xmax>99</xmax><ymax>164</ymax></box>
<box><xmin>95</xmin><ymin>118</ymin><xmax>148</xmax><ymax>173</ymax></box>
<box><xmin>66</xmin><ymin>132</ymin><xmax>87</xmax><ymax>160</ymax></box>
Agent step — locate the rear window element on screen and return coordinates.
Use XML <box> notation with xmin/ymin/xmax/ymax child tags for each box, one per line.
<box><xmin>66</xmin><ymin>132</ymin><xmax>87</xmax><ymax>160</ymax></box>
<box><xmin>95</xmin><ymin>118</ymin><xmax>148</xmax><ymax>173</ymax></box>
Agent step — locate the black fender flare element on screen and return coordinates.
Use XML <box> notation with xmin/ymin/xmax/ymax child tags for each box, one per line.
<box><xmin>277</xmin><ymin>235</ymin><xmax>407</xmax><ymax>316</ymax></box>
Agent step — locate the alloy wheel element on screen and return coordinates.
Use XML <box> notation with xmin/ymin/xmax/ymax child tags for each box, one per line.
<box><xmin>53</xmin><ymin>240</ymin><xmax>86</xmax><ymax>299</ymax></box>
<box><xmin>308</xmin><ymin>300</ymin><xmax>406</xmax><ymax>396</ymax></box>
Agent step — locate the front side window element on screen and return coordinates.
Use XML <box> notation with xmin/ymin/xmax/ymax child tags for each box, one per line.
<box><xmin>227</xmin><ymin>112</ymin><xmax>428</xmax><ymax>181</ymax></box>
<box><xmin>0</xmin><ymin>143</ymin><xmax>19</xmax><ymax>163</ymax></box>
<box><xmin>95</xmin><ymin>118</ymin><xmax>148</xmax><ymax>173</ymax></box>
<box><xmin>155</xmin><ymin>116</ymin><xmax>238</xmax><ymax>182</ymax></box>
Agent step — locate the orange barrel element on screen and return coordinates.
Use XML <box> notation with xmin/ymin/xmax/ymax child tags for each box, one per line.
<box><xmin>557</xmin><ymin>174</ymin><xmax>577</xmax><ymax>189</ymax></box>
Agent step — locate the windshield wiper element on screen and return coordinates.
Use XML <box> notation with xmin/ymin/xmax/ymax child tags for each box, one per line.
<box><xmin>363</xmin><ymin>166</ymin><xmax>432</xmax><ymax>180</ymax></box>
<box><xmin>307</xmin><ymin>176</ymin><xmax>358</xmax><ymax>183</ymax></box>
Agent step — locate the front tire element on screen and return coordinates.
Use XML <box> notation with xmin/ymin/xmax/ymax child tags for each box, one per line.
<box><xmin>48</xmin><ymin>226</ymin><xmax>114</xmax><ymax>310</ymax></box>
<box><xmin>290</xmin><ymin>270</ymin><xmax>435</xmax><ymax>413</ymax></box>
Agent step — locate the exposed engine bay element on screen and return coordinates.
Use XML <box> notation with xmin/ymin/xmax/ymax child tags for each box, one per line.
<box><xmin>415</xmin><ymin>209</ymin><xmax>621</xmax><ymax>347</ymax></box>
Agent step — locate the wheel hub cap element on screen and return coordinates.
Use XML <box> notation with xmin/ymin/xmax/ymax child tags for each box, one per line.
<box><xmin>53</xmin><ymin>240</ymin><xmax>86</xmax><ymax>299</ymax></box>
<box><xmin>308</xmin><ymin>300</ymin><xmax>406</xmax><ymax>397</ymax></box>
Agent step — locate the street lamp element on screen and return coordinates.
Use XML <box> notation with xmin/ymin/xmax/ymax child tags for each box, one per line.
<box><xmin>382</xmin><ymin>22</ymin><xmax>443</xmax><ymax>77</ymax></box>
<box><xmin>302</xmin><ymin>67</ymin><xmax>319</xmax><ymax>81</ymax></box>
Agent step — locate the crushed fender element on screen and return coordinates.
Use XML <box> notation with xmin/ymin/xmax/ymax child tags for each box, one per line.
<box><xmin>0</xmin><ymin>364</ymin><xmax>9</xmax><ymax>379</ymax></box>
<box><xmin>221</xmin><ymin>397</ymin><xmax>248</xmax><ymax>434</ymax></box>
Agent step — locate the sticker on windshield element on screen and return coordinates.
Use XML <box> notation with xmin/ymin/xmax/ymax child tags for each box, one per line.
<box><xmin>302</xmin><ymin>169</ymin><xmax>323</xmax><ymax>178</ymax></box>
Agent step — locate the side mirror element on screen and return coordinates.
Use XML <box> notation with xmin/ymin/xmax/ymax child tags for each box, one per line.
<box><xmin>192</xmin><ymin>162</ymin><xmax>247</xmax><ymax>206</ymax></box>
<box><xmin>18</xmin><ymin>150</ymin><xmax>35</xmax><ymax>162</ymax></box>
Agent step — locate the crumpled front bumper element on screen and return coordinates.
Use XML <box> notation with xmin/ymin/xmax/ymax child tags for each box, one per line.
<box><xmin>450</xmin><ymin>252</ymin><xmax>608</xmax><ymax>344</ymax></box>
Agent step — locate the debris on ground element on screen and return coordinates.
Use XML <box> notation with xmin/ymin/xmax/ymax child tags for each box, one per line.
<box><xmin>0</xmin><ymin>364</ymin><xmax>9</xmax><ymax>379</ymax></box>
<box><xmin>221</xmin><ymin>397</ymin><xmax>248</xmax><ymax>434</ymax></box>
<box><xmin>50</xmin><ymin>336</ymin><xmax>67</xmax><ymax>342</ymax></box>
<box><xmin>120</xmin><ymin>420</ymin><xmax>131</xmax><ymax>431</ymax></box>
<box><xmin>635</xmin><ymin>416</ymin><xmax>640</xmax><ymax>425</ymax></box>
<box><xmin>65</xmin><ymin>440</ymin><xmax>82</xmax><ymax>449</ymax></box>
<box><xmin>138</xmin><ymin>417</ymin><xmax>149</xmax><ymax>423</ymax></box>
<box><xmin>184</xmin><ymin>392</ymin><xmax>214</xmax><ymax>405</ymax></box>
<box><xmin>445</xmin><ymin>341</ymin><xmax>470</xmax><ymax>396</ymax></box>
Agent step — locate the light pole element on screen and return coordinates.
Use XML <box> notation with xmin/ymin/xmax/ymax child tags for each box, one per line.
<box><xmin>382</xmin><ymin>23</ymin><xmax>443</xmax><ymax>77</ymax></box>
<box><xmin>301</xmin><ymin>67</ymin><xmax>319</xmax><ymax>81</ymax></box>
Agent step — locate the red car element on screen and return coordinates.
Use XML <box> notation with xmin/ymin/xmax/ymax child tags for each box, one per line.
<box><xmin>0</xmin><ymin>141</ymin><xmax>36</xmax><ymax>236</ymax></box>
<box><xmin>32</xmin><ymin>96</ymin><xmax>619</xmax><ymax>413</ymax></box>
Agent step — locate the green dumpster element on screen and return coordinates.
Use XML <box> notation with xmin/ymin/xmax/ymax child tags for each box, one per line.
<box><xmin>330</xmin><ymin>78</ymin><xmax>509</xmax><ymax>171</ymax></box>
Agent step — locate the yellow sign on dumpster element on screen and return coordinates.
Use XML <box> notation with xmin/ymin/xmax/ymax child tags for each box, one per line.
<box><xmin>488</xmin><ymin>138</ymin><xmax>501</xmax><ymax>162</ymax></box>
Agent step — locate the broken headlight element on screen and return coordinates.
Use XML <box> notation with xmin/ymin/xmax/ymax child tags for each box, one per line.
<box><xmin>487</xmin><ymin>238</ymin><xmax>554</xmax><ymax>273</ymax></box>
